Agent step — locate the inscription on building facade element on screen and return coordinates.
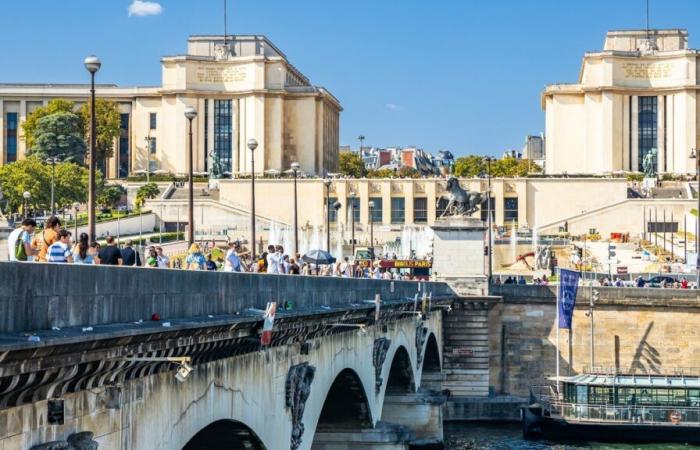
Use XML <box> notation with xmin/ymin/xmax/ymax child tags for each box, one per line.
<box><xmin>195</xmin><ymin>66</ymin><xmax>247</xmax><ymax>83</ymax></box>
<box><xmin>622</xmin><ymin>62</ymin><xmax>672</xmax><ymax>79</ymax></box>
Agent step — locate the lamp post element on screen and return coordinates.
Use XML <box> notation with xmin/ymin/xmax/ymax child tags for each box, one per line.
<box><xmin>46</xmin><ymin>156</ymin><xmax>60</xmax><ymax>215</ymax></box>
<box><xmin>84</xmin><ymin>55</ymin><xmax>101</xmax><ymax>242</ymax></box>
<box><xmin>184</xmin><ymin>106</ymin><xmax>198</xmax><ymax>246</ymax></box>
<box><xmin>73</xmin><ymin>202</ymin><xmax>80</xmax><ymax>239</ymax></box>
<box><xmin>483</xmin><ymin>156</ymin><xmax>494</xmax><ymax>283</ymax></box>
<box><xmin>369</xmin><ymin>200</ymin><xmax>375</xmax><ymax>260</ymax></box>
<box><xmin>23</xmin><ymin>191</ymin><xmax>31</xmax><ymax>220</ymax></box>
<box><xmin>144</xmin><ymin>136</ymin><xmax>152</xmax><ymax>183</ymax></box>
<box><xmin>690</xmin><ymin>148</ymin><xmax>700</xmax><ymax>288</ymax></box>
<box><xmin>358</xmin><ymin>135</ymin><xmax>365</xmax><ymax>153</ymax></box>
<box><xmin>248</xmin><ymin>138</ymin><xmax>258</xmax><ymax>262</ymax></box>
<box><xmin>324</xmin><ymin>178</ymin><xmax>332</xmax><ymax>251</ymax></box>
<box><xmin>349</xmin><ymin>191</ymin><xmax>356</xmax><ymax>257</ymax></box>
<box><xmin>291</xmin><ymin>162</ymin><xmax>300</xmax><ymax>255</ymax></box>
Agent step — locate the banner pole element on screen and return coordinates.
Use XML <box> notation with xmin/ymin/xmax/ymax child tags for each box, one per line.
<box><xmin>556</xmin><ymin>267</ymin><xmax>560</xmax><ymax>395</ymax></box>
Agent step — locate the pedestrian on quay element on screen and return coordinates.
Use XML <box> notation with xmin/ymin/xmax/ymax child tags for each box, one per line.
<box><xmin>46</xmin><ymin>229</ymin><xmax>73</xmax><ymax>263</ymax></box>
<box><xmin>99</xmin><ymin>236</ymin><xmax>123</xmax><ymax>266</ymax></box>
<box><xmin>120</xmin><ymin>240</ymin><xmax>142</xmax><ymax>267</ymax></box>
<box><xmin>89</xmin><ymin>242</ymin><xmax>101</xmax><ymax>264</ymax></box>
<box><xmin>33</xmin><ymin>216</ymin><xmax>61</xmax><ymax>262</ymax></box>
<box><xmin>266</xmin><ymin>245</ymin><xmax>278</xmax><ymax>274</ymax></box>
<box><xmin>146</xmin><ymin>247</ymin><xmax>159</xmax><ymax>268</ymax></box>
<box><xmin>72</xmin><ymin>233</ymin><xmax>94</xmax><ymax>265</ymax></box>
<box><xmin>224</xmin><ymin>241</ymin><xmax>243</xmax><ymax>272</ymax></box>
<box><xmin>7</xmin><ymin>218</ymin><xmax>36</xmax><ymax>262</ymax></box>
<box><xmin>205</xmin><ymin>254</ymin><xmax>218</xmax><ymax>271</ymax></box>
<box><xmin>185</xmin><ymin>243</ymin><xmax>206</xmax><ymax>270</ymax></box>
<box><xmin>155</xmin><ymin>246</ymin><xmax>170</xmax><ymax>269</ymax></box>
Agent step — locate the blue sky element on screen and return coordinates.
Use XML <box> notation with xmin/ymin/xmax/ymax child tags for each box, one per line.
<box><xmin>2</xmin><ymin>0</ymin><xmax>699</xmax><ymax>156</ymax></box>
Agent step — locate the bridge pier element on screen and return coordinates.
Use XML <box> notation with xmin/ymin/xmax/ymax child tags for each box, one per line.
<box><xmin>311</xmin><ymin>422</ymin><xmax>414</xmax><ymax>450</ymax></box>
<box><xmin>381</xmin><ymin>390</ymin><xmax>446</xmax><ymax>443</ymax></box>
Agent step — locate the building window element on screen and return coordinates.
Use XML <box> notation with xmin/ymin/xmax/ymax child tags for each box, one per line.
<box><xmin>413</xmin><ymin>198</ymin><xmax>428</xmax><ymax>223</ymax></box>
<box><xmin>118</xmin><ymin>113</ymin><xmax>129</xmax><ymax>178</ymax></box>
<box><xmin>214</xmin><ymin>99</ymin><xmax>232</xmax><ymax>173</ymax></box>
<box><xmin>504</xmin><ymin>197</ymin><xmax>519</xmax><ymax>223</ymax></box>
<box><xmin>148</xmin><ymin>137</ymin><xmax>157</xmax><ymax>172</ymax></box>
<box><xmin>347</xmin><ymin>196</ymin><xmax>360</xmax><ymax>222</ymax></box>
<box><xmin>480</xmin><ymin>196</ymin><xmax>495</xmax><ymax>222</ymax></box>
<box><xmin>647</xmin><ymin>222</ymin><xmax>678</xmax><ymax>233</ymax></box>
<box><xmin>149</xmin><ymin>112</ymin><xmax>157</xmax><ymax>130</ymax></box>
<box><xmin>436</xmin><ymin>197</ymin><xmax>449</xmax><ymax>218</ymax></box>
<box><xmin>638</xmin><ymin>96</ymin><xmax>657</xmax><ymax>172</ymax></box>
<box><xmin>327</xmin><ymin>197</ymin><xmax>338</xmax><ymax>222</ymax></box>
<box><xmin>391</xmin><ymin>198</ymin><xmax>405</xmax><ymax>224</ymax></box>
<box><xmin>204</xmin><ymin>99</ymin><xmax>209</xmax><ymax>173</ymax></box>
<box><xmin>6</xmin><ymin>112</ymin><xmax>17</xmax><ymax>163</ymax></box>
<box><xmin>369</xmin><ymin>197</ymin><xmax>383</xmax><ymax>223</ymax></box>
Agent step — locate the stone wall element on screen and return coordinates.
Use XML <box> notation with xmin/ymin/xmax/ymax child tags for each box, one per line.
<box><xmin>0</xmin><ymin>262</ymin><xmax>454</xmax><ymax>333</ymax></box>
<box><xmin>489</xmin><ymin>285</ymin><xmax>700</xmax><ymax>397</ymax></box>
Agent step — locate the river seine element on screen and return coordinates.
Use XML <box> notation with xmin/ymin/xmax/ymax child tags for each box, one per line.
<box><xmin>444</xmin><ymin>422</ymin><xmax>699</xmax><ymax>449</ymax></box>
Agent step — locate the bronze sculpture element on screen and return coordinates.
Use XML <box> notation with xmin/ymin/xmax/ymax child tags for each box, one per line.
<box><xmin>437</xmin><ymin>176</ymin><xmax>482</xmax><ymax>217</ymax></box>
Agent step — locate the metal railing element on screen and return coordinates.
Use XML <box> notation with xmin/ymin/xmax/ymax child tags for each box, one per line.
<box><xmin>555</xmin><ymin>402</ymin><xmax>700</xmax><ymax>426</ymax></box>
<box><xmin>583</xmin><ymin>366</ymin><xmax>700</xmax><ymax>377</ymax></box>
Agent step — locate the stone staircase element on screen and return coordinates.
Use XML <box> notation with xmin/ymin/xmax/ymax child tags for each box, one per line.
<box><xmin>442</xmin><ymin>301</ymin><xmax>490</xmax><ymax>397</ymax></box>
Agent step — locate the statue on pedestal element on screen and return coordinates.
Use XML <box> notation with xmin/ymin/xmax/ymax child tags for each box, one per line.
<box><xmin>209</xmin><ymin>151</ymin><xmax>223</xmax><ymax>179</ymax></box>
<box><xmin>437</xmin><ymin>176</ymin><xmax>482</xmax><ymax>217</ymax></box>
<box><xmin>642</xmin><ymin>148</ymin><xmax>658</xmax><ymax>179</ymax></box>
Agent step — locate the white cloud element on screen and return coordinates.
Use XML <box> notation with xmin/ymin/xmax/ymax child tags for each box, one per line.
<box><xmin>385</xmin><ymin>103</ymin><xmax>402</xmax><ymax>111</ymax></box>
<box><xmin>128</xmin><ymin>0</ymin><xmax>163</xmax><ymax>17</ymax></box>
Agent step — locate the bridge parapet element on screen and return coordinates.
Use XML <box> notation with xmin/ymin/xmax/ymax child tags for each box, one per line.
<box><xmin>0</xmin><ymin>262</ymin><xmax>455</xmax><ymax>334</ymax></box>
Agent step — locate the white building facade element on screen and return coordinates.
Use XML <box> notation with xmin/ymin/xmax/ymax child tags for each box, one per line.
<box><xmin>0</xmin><ymin>35</ymin><xmax>342</xmax><ymax>178</ymax></box>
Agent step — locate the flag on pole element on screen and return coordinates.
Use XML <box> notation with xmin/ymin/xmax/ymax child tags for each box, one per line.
<box><xmin>261</xmin><ymin>302</ymin><xmax>277</xmax><ymax>346</ymax></box>
<box><xmin>558</xmin><ymin>269</ymin><xmax>580</xmax><ymax>329</ymax></box>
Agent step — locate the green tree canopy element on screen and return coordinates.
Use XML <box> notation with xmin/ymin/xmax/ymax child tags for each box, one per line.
<box><xmin>454</xmin><ymin>155</ymin><xmax>542</xmax><ymax>177</ymax></box>
<box><xmin>80</xmin><ymin>99</ymin><xmax>121</xmax><ymax>164</ymax></box>
<box><xmin>0</xmin><ymin>156</ymin><xmax>99</xmax><ymax>213</ymax></box>
<box><xmin>29</xmin><ymin>112</ymin><xmax>86</xmax><ymax>162</ymax></box>
<box><xmin>98</xmin><ymin>184</ymin><xmax>127</xmax><ymax>209</ymax></box>
<box><xmin>339</xmin><ymin>152</ymin><xmax>366</xmax><ymax>178</ymax></box>
<box><xmin>135</xmin><ymin>182</ymin><xmax>160</xmax><ymax>210</ymax></box>
<box><xmin>21</xmin><ymin>99</ymin><xmax>79</xmax><ymax>150</ymax></box>
<box><xmin>367</xmin><ymin>168</ymin><xmax>396</xmax><ymax>178</ymax></box>
<box><xmin>453</xmin><ymin>155</ymin><xmax>486</xmax><ymax>177</ymax></box>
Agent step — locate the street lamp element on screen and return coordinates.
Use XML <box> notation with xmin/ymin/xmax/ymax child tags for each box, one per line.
<box><xmin>690</xmin><ymin>148</ymin><xmax>700</xmax><ymax>288</ymax></box>
<box><xmin>349</xmin><ymin>191</ymin><xmax>356</xmax><ymax>257</ymax></box>
<box><xmin>73</xmin><ymin>202</ymin><xmax>80</xmax><ymax>239</ymax></box>
<box><xmin>23</xmin><ymin>191</ymin><xmax>31</xmax><ymax>220</ymax></box>
<box><xmin>184</xmin><ymin>106</ymin><xmax>198</xmax><ymax>246</ymax></box>
<box><xmin>368</xmin><ymin>200</ymin><xmax>375</xmax><ymax>260</ymax></box>
<box><xmin>291</xmin><ymin>161</ymin><xmax>301</xmax><ymax>255</ymax></box>
<box><xmin>248</xmin><ymin>138</ymin><xmax>258</xmax><ymax>262</ymax></box>
<box><xmin>84</xmin><ymin>55</ymin><xmax>101</xmax><ymax>242</ymax></box>
<box><xmin>46</xmin><ymin>156</ymin><xmax>60</xmax><ymax>216</ymax></box>
<box><xmin>483</xmin><ymin>156</ymin><xmax>495</xmax><ymax>284</ymax></box>
<box><xmin>324</xmin><ymin>178</ymin><xmax>332</xmax><ymax>251</ymax></box>
<box><xmin>358</xmin><ymin>135</ymin><xmax>365</xmax><ymax>153</ymax></box>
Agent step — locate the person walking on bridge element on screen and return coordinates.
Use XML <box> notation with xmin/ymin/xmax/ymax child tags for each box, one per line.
<box><xmin>33</xmin><ymin>216</ymin><xmax>61</xmax><ymax>262</ymax></box>
<box><xmin>7</xmin><ymin>218</ymin><xmax>36</xmax><ymax>262</ymax></box>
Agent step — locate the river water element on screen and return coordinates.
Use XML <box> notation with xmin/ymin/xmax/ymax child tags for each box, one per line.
<box><xmin>444</xmin><ymin>422</ymin><xmax>699</xmax><ymax>449</ymax></box>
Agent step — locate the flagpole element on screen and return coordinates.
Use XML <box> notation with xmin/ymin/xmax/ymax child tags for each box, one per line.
<box><xmin>556</xmin><ymin>267</ymin><xmax>560</xmax><ymax>394</ymax></box>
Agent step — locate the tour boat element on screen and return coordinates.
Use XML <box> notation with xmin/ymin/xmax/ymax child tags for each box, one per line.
<box><xmin>522</xmin><ymin>369</ymin><xmax>700</xmax><ymax>444</ymax></box>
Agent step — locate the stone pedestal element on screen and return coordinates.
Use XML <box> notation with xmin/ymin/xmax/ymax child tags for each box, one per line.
<box><xmin>311</xmin><ymin>423</ymin><xmax>414</xmax><ymax>450</ymax></box>
<box><xmin>381</xmin><ymin>390</ymin><xmax>445</xmax><ymax>442</ymax></box>
<box><xmin>431</xmin><ymin>217</ymin><xmax>487</xmax><ymax>295</ymax></box>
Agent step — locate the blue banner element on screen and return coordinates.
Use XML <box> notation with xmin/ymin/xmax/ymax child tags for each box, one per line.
<box><xmin>558</xmin><ymin>269</ymin><xmax>580</xmax><ymax>329</ymax></box>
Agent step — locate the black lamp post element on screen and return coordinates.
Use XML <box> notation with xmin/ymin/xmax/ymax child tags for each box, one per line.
<box><xmin>324</xmin><ymin>178</ymin><xmax>332</xmax><ymax>251</ymax></box>
<box><xmin>84</xmin><ymin>55</ymin><xmax>101</xmax><ymax>242</ymax></box>
<box><xmin>184</xmin><ymin>106</ymin><xmax>198</xmax><ymax>246</ymax></box>
<box><xmin>349</xmin><ymin>191</ymin><xmax>356</xmax><ymax>257</ymax></box>
<box><xmin>690</xmin><ymin>148</ymin><xmax>700</xmax><ymax>288</ymax></box>
<box><xmin>46</xmin><ymin>156</ymin><xmax>60</xmax><ymax>216</ymax></box>
<box><xmin>358</xmin><ymin>135</ymin><xmax>365</xmax><ymax>153</ymax></box>
<box><xmin>369</xmin><ymin>200</ymin><xmax>375</xmax><ymax>260</ymax></box>
<box><xmin>248</xmin><ymin>138</ymin><xmax>258</xmax><ymax>261</ymax></box>
<box><xmin>291</xmin><ymin>161</ymin><xmax>300</xmax><ymax>255</ymax></box>
<box><xmin>483</xmin><ymin>156</ymin><xmax>495</xmax><ymax>283</ymax></box>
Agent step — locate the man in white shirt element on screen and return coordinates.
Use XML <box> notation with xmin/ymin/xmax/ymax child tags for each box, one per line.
<box><xmin>155</xmin><ymin>246</ymin><xmax>170</xmax><ymax>269</ymax></box>
<box><xmin>224</xmin><ymin>241</ymin><xmax>243</xmax><ymax>272</ymax></box>
<box><xmin>7</xmin><ymin>219</ymin><xmax>36</xmax><ymax>262</ymax></box>
<box><xmin>266</xmin><ymin>245</ymin><xmax>279</xmax><ymax>274</ymax></box>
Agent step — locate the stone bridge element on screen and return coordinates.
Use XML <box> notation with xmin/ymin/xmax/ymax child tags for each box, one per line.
<box><xmin>0</xmin><ymin>263</ymin><xmax>458</xmax><ymax>450</ymax></box>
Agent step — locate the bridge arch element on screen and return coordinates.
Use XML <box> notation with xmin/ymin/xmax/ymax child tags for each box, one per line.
<box><xmin>182</xmin><ymin>419</ymin><xmax>266</xmax><ymax>450</ymax></box>
<box><xmin>420</xmin><ymin>332</ymin><xmax>442</xmax><ymax>391</ymax></box>
<box><xmin>314</xmin><ymin>368</ymin><xmax>373</xmax><ymax>432</ymax></box>
<box><xmin>385</xmin><ymin>345</ymin><xmax>416</xmax><ymax>394</ymax></box>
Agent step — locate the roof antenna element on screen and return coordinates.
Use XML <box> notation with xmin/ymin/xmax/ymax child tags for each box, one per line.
<box><xmin>224</xmin><ymin>0</ymin><xmax>228</xmax><ymax>47</ymax></box>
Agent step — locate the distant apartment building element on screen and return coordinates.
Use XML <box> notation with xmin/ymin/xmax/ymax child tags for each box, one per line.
<box><xmin>357</xmin><ymin>146</ymin><xmax>454</xmax><ymax>175</ymax></box>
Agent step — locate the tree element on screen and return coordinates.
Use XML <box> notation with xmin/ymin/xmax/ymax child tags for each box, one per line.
<box><xmin>98</xmin><ymin>184</ymin><xmax>127</xmax><ymax>210</ymax></box>
<box><xmin>0</xmin><ymin>156</ymin><xmax>94</xmax><ymax>213</ymax></box>
<box><xmin>339</xmin><ymin>152</ymin><xmax>366</xmax><ymax>178</ymax></box>
<box><xmin>491</xmin><ymin>158</ymin><xmax>542</xmax><ymax>177</ymax></box>
<box><xmin>22</xmin><ymin>99</ymin><xmax>79</xmax><ymax>150</ymax></box>
<box><xmin>135</xmin><ymin>182</ymin><xmax>160</xmax><ymax>210</ymax></box>
<box><xmin>397</xmin><ymin>166</ymin><xmax>420</xmax><ymax>178</ymax></box>
<box><xmin>367</xmin><ymin>168</ymin><xmax>396</xmax><ymax>178</ymax></box>
<box><xmin>29</xmin><ymin>112</ymin><xmax>86</xmax><ymax>162</ymax></box>
<box><xmin>80</xmin><ymin>99</ymin><xmax>121</xmax><ymax>165</ymax></box>
<box><xmin>453</xmin><ymin>155</ymin><xmax>486</xmax><ymax>177</ymax></box>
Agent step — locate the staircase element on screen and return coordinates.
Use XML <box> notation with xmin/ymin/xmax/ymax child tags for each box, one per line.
<box><xmin>442</xmin><ymin>300</ymin><xmax>490</xmax><ymax>397</ymax></box>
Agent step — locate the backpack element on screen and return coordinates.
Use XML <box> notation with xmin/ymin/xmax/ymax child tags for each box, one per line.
<box><xmin>14</xmin><ymin>231</ymin><xmax>27</xmax><ymax>261</ymax></box>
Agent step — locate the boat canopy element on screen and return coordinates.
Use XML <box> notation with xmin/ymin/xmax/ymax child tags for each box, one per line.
<box><xmin>550</xmin><ymin>373</ymin><xmax>700</xmax><ymax>388</ymax></box>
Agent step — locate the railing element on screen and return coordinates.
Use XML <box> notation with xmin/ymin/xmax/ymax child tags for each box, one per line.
<box><xmin>555</xmin><ymin>402</ymin><xmax>700</xmax><ymax>426</ymax></box>
<box><xmin>583</xmin><ymin>366</ymin><xmax>700</xmax><ymax>377</ymax></box>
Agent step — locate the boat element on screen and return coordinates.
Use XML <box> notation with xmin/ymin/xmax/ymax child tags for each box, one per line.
<box><xmin>522</xmin><ymin>368</ymin><xmax>700</xmax><ymax>444</ymax></box>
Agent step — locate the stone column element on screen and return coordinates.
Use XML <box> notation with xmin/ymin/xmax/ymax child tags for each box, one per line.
<box><xmin>0</xmin><ymin>100</ymin><xmax>4</xmax><ymax>165</ymax></box>
<box><xmin>631</xmin><ymin>95</ymin><xmax>639</xmax><ymax>172</ymax></box>
<box><xmin>18</xmin><ymin>100</ymin><xmax>27</xmax><ymax>160</ymax></box>
<box><xmin>404</xmin><ymin>181</ymin><xmax>415</xmax><ymax>225</ymax></box>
